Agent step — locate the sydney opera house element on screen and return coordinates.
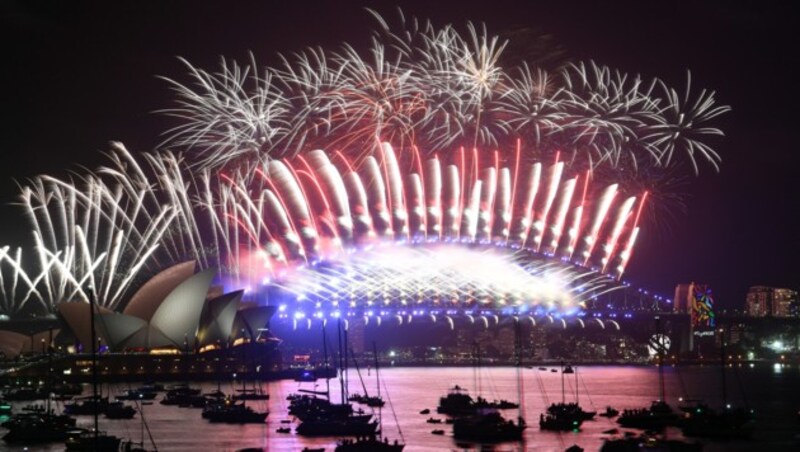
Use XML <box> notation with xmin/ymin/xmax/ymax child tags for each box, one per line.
<box><xmin>0</xmin><ymin>262</ymin><xmax>279</xmax><ymax>380</ymax></box>
<box><xmin>59</xmin><ymin>262</ymin><xmax>274</xmax><ymax>353</ymax></box>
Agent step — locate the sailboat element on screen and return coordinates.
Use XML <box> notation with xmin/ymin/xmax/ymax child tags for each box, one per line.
<box><xmin>346</xmin><ymin>344</ymin><xmax>384</xmax><ymax>407</ymax></box>
<box><xmin>121</xmin><ymin>399</ymin><xmax>158</xmax><ymax>452</ymax></box>
<box><xmin>680</xmin><ymin>324</ymin><xmax>754</xmax><ymax>439</ymax></box>
<box><xmin>604</xmin><ymin>316</ymin><xmax>702</xmax><ymax>452</ymax></box>
<box><xmin>437</xmin><ymin>384</ymin><xmax>477</xmax><ymax>416</ymax></box>
<box><xmin>203</xmin><ymin>398</ymin><xmax>269</xmax><ymax>424</ymax></box>
<box><xmin>542</xmin><ymin>362</ymin><xmax>595</xmax><ymax>429</ymax></box>
<box><xmin>232</xmin><ymin>384</ymin><xmax>270</xmax><ymax>401</ymax></box>
<box><xmin>2</xmin><ymin>332</ymin><xmax>78</xmax><ymax>444</ymax></box>
<box><xmin>617</xmin><ymin>316</ymin><xmax>680</xmax><ymax>430</ymax></box>
<box><xmin>64</xmin><ymin>289</ymin><xmax>121</xmax><ymax>451</ymax></box>
<box><xmin>334</xmin><ymin>342</ymin><xmax>404</xmax><ymax>451</ymax></box>
<box><xmin>232</xmin><ymin>344</ymin><xmax>270</xmax><ymax>401</ymax></box>
<box><xmin>294</xmin><ymin>320</ymin><xmax>378</xmax><ymax>437</ymax></box>
<box><xmin>452</xmin><ymin>323</ymin><xmax>526</xmax><ymax>443</ymax></box>
<box><xmin>202</xmin><ymin>360</ymin><xmax>268</xmax><ymax>423</ymax></box>
<box><xmin>363</xmin><ymin>342</ymin><xmax>386</xmax><ymax>407</ymax></box>
<box><xmin>538</xmin><ymin>365</ymin><xmax>585</xmax><ymax>431</ymax></box>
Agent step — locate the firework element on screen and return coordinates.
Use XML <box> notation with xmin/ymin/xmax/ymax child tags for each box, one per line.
<box><xmin>3</xmin><ymin>141</ymin><xmax>640</xmax><ymax>313</ymax></box>
<box><xmin>276</xmin><ymin>244</ymin><xmax>617</xmax><ymax>314</ymax></box>
<box><xmin>0</xmin><ymin>10</ymin><xmax>728</xmax><ymax>315</ymax></box>
<box><xmin>159</xmin><ymin>11</ymin><xmax>729</xmax><ymax>174</ymax></box>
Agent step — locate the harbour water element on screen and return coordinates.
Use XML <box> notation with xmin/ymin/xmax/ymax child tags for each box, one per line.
<box><xmin>1</xmin><ymin>364</ymin><xmax>798</xmax><ymax>451</ymax></box>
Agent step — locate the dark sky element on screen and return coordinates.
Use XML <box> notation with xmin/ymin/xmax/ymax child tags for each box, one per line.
<box><xmin>1</xmin><ymin>0</ymin><xmax>798</xmax><ymax>309</ymax></box>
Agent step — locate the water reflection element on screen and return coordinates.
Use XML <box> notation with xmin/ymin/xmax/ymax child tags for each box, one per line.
<box><xmin>0</xmin><ymin>365</ymin><xmax>797</xmax><ymax>451</ymax></box>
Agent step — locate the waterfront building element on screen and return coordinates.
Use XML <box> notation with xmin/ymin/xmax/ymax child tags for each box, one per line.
<box><xmin>745</xmin><ymin>286</ymin><xmax>798</xmax><ymax>318</ymax></box>
<box><xmin>773</xmin><ymin>288</ymin><xmax>797</xmax><ymax>317</ymax></box>
<box><xmin>0</xmin><ymin>261</ymin><xmax>277</xmax><ymax>362</ymax></box>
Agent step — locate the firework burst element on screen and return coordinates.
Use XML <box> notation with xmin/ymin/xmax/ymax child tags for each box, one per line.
<box><xmin>1</xmin><ymin>10</ymin><xmax>728</xmax><ymax>315</ymax></box>
<box><xmin>159</xmin><ymin>10</ymin><xmax>729</xmax><ymax>175</ymax></box>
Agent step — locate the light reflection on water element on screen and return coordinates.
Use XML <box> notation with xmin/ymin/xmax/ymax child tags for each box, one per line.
<box><xmin>1</xmin><ymin>365</ymin><xmax>798</xmax><ymax>451</ymax></box>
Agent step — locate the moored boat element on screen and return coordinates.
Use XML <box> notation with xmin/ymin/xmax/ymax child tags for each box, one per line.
<box><xmin>64</xmin><ymin>429</ymin><xmax>122</xmax><ymax>452</ymax></box>
<box><xmin>203</xmin><ymin>399</ymin><xmax>268</xmax><ymax>424</ymax></box>
<box><xmin>335</xmin><ymin>434</ymin><xmax>405</xmax><ymax>451</ymax></box>
<box><xmin>617</xmin><ymin>400</ymin><xmax>680</xmax><ymax>430</ymax></box>
<box><xmin>454</xmin><ymin>410</ymin><xmax>526</xmax><ymax>442</ymax></box>
<box><xmin>2</xmin><ymin>412</ymin><xmax>77</xmax><ymax>443</ymax></box>
<box><xmin>601</xmin><ymin>432</ymin><xmax>703</xmax><ymax>451</ymax></box>
<box><xmin>115</xmin><ymin>388</ymin><xmax>157</xmax><ymax>401</ymax></box>
<box><xmin>105</xmin><ymin>401</ymin><xmax>137</xmax><ymax>419</ymax></box>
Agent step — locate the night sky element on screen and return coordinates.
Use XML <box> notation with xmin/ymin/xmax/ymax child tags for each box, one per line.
<box><xmin>1</xmin><ymin>0</ymin><xmax>798</xmax><ymax>309</ymax></box>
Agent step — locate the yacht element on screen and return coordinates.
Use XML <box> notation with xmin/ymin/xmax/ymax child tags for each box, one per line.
<box><xmin>203</xmin><ymin>400</ymin><xmax>268</xmax><ymax>424</ymax></box>
<box><xmin>335</xmin><ymin>434</ymin><xmax>405</xmax><ymax>451</ymax></box>
<box><xmin>454</xmin><ymin>410</ymin><xmax>526</xmax><ymax>442</ymax></box>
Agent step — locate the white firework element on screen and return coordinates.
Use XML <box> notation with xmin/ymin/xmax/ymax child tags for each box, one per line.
<box><xmin>157</xmin><ymin>10</ymin><xmax>729</xmax><ymax>175</ymax></box>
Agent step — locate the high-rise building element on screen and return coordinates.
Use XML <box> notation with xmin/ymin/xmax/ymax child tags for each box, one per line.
<box><xmin>674</xmin><ymin>282</ymin><xmax>716</xmax><ymax>327</ymax></box>
<box><xmin>772</xmin><ymin>288</ymin><xmax>797</xmax><ymax>317</ymax></box>
<box><xmin>673</xmin><ymin>283</ymin><xmax>694</xmax><ymax>313</ymax></box>
<box><xmin>746</xmin><ymin>286</ymin><xmax>771</xmax><ymax>317</ymax></box>
<box><xmin>745</xmin><ymin>286</ymin><xmax>798</xmax><ymax>317</ymax></box>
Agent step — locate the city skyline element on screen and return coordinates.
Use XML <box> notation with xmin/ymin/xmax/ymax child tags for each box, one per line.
<box><xmin>1</xmin><ymin>0</ymin><xmax>798</xmax><ymax>309</ymax></box>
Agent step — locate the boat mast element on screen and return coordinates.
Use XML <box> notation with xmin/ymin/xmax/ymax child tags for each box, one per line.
<box><xmin>719</xmin><ymin>323</ymin><xmax>727</xmax><ymax>408</ymax></box>
<box><xmin>476</xmin><ymin>342</ymin><xmax>482</xmax><ymax>397</ymax></box>
<box><xmin>138</xmin><ymin>399</ymin><xmax>157</xmax><ymax>450</ymax></box>
<box><xmin>373</xmin><ymin>342</ymin><xmax>381</xmax><ymax>401</ymax></box>
<box><xmin>88</xmin><ymin>288</ymin><xmax>99</xmax><ymax>448</ymax></box>
<box><xmin>373</xmin><ymin>342</ymin><xmax>382</xmax><ymax>435</ymax></box>
<box><xmin>322</xmin><ymin>322</ymin><xmax>330</xmax><ymax>399</ymax></box>
<box><xmin>472</xmin><ymin>341</ymin><xmax>478</xmax><ymax>397</ymax></box>
<box><xmin>343</xmin><ymin>325</ymin><xmax>349</xmax><ymax>403</ymax></box>
<box><xmin>515</xmin><ymin>318</ymin><xmax>525</xmax><ymax>424</ymax></box>
<box><xmin>241</xmin><ymin>344</ymin><xmax>247</xmax><ymax>408</ymax></box>
<box><xmin>46</xmin><ymin>327</ymin><xmax>53</xmax><ymax>416</ymax></box>
<box><xmin>561</xmin><ymin>360</ymin><xmax>565</xmax><ymax>405</ymax></box>
<box><xmin>349</xmin><ymin>347</ymin><xmax>370</xmax><ymax>399</ymax></box>
<box><xmin>656</xmin><ymin>316</ymin><xmax>665</xmax><ymax>402</ymax></box>
<box><xmin>337</xmin><ymin>319</ymin><xmax>345</xmax><ymax>405</ymax></box>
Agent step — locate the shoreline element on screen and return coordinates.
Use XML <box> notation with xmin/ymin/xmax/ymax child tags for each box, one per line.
<box><xmin>1</xmin><ymin>354</ymin><xmax>782</xmax><ymax>385</ymax></box>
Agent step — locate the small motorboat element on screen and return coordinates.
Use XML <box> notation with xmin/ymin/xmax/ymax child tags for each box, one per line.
<box><xmin>276</xmin><ymin>427</ymin><xmax>291</xmax><ymax>434</ymax></box>
<box><xmin>427</xmin><ymin>417</ymin><xmax>442</xmax><ymax>424</ymax></box>
<box><xmin>431</xmin><ymin>429</ymin><xmax>445</xmax><ymax>435</ymax></box>
<box><xmin>105</xmin><ymin>401</ymin><xmax>136</xmax><ymax>419</ymax></box>
<box><xmin>419</xmin><ymin>408</ymin><xmax>430</xmax><ymax>415</ymax></box>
